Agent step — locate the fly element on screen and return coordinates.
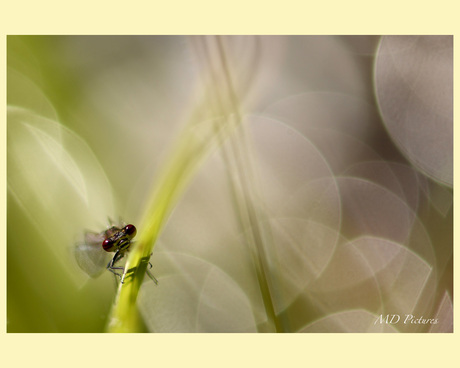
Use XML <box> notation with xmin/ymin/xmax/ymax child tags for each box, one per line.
<box><xmin>74</xmin><ymin>220</ymin><xmax>158</xmax><ymax>285</ymax></box>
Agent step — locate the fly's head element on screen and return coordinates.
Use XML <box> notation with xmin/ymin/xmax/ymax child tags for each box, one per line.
<box><xmin>102</xmin><ymin>224</ymin><xmax>137</xmax><ymax>253</ymax></box>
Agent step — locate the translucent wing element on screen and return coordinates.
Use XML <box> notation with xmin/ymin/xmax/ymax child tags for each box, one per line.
<box><xmin>74</xmin><ymin>231</ymin><xmax>110</xmax><ymax>278</ymax></box>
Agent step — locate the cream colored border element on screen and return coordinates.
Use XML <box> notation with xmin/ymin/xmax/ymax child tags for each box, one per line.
<box><xmin>1</xmin><ymin>1</ymin><xmax>458</xmax><ymax>367</ymax></box>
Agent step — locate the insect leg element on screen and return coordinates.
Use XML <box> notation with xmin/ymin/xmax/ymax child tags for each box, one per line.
<box><xmin>107</xmin><ymin>250</ymin><xmax>125</xmax><ymax>281</ymax></box>
<box><xmin>146</xmin><ymin>268</ymin><xmax>159</xmax><ymax>285</ymax></box>
<box><xmin>145</xmin><ymin>253</ymin><xmax>158</xmax><ymax>285</ymax></box>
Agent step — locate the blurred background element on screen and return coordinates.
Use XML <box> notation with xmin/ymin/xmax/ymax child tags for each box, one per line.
<box><xmin>7</xmin><ymin>35</ymin><xmax>453</xmax><ymax>332</ymax></box>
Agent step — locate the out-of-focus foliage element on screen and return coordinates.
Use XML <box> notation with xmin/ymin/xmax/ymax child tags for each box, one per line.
<box><xmin>7</xmin><ymin>36</ymin><xmax>452</xmax><ymax>332</ymax></box>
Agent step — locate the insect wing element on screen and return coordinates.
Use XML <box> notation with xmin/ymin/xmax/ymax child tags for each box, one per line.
<box><xmin>74</xmin><ymin>231</ymin><xmax>109</xmax><ymax>278</ymax></box>
<box><xmin>104</xmin><ymin>225</ymin><xmax>122</xmax><ymax>238</ymax></box>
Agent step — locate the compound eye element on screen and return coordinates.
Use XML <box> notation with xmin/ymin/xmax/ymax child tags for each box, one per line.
<box><xmin>124</xmin><ymin>224</ymin><xmax>137</xmax><ymax>237</ymax></box>
<box><xmin>102</xmin><ymin>238</ymin><xmax>114</xmax><ymax>252</ymax></box>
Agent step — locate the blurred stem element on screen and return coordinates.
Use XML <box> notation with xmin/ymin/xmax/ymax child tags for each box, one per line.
<box><xmin>192</xmin><ymin>36</ymin><xmax>282</xmax><ymax>332</ymax></box>
<box><xmin>211</xmin><ymin>37</ymin><xmax>283</xmax><ymax>332</ymax></box>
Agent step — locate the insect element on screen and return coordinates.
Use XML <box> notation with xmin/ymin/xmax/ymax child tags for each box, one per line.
<box><xmin>74</xmin><ymin>220</ymin><xmax>158</xmax><ymax>285</ymax></box>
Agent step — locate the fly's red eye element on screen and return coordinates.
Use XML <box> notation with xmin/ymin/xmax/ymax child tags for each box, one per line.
<box><xmin>102</xmin><ymin>238</ymin><xmax>114</xmax><ymax>252</ymax></box>
<box><xmin>124</xmin><ymin>224</ymin><xmax>137</xmax><ymax>237</ymax></box>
